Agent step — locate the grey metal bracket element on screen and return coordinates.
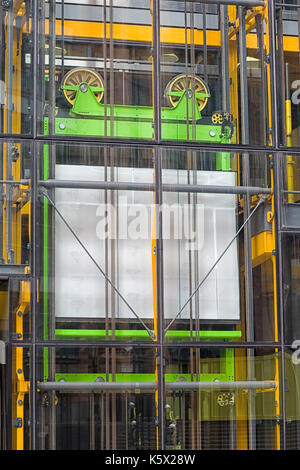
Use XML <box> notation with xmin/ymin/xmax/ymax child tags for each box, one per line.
<box><xmin>0</xmin><ymin>340</ymin><xmax>5</xmax><ymax>364</ymax></box>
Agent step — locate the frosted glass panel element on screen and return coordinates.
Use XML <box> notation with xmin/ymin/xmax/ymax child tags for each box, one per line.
<box><xmin>54</xmin><ymin>165</ymin><xmax>239</xmax><ymax>321</ymax></box>
<box><xmin>163</xmin><ymin>170</ymin><xmax>239</xmax><ymax>321</ymax></box>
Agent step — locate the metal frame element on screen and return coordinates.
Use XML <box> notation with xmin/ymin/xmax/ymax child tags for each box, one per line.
<box><xmin>1</xmin><ymin>0</ymin><xmax>299</xmax><ymax>452</ymax></box>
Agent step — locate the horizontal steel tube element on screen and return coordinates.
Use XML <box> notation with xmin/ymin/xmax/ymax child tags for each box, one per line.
<box><xmin>283</xmin><ymin>190</ymin><xmax>300</xmax><ymax>194</ymax></box>
<box><xmin>171</xmin><ymin>0</ymin><xmax>265</xmax><ymax>6</ymax></box>
<box><xmin>39</xmin><ymin>179</ymin><xmax>271</xmax><ymax>195</ymax></box>
<box><xmin>38</xmin><ymin>381</ymin><xmax>157</xmax><ymax>392</ymax></box>
<box><xmin>40</xmin><ymin>179</ymin><xmax>155</xmax><ymax>192</ymax></box>
<box><xmin>0</xmin><ymin>180</ymin><xmax>30</xmax><ymax>185</ymax></box>
<box><xmin>37</xmin><ymin>380</ymin><xmax>277</xmax><ymax>392</ymax></box>
<box><xmin>163</xmin><ymin>184</ymin><xmax>271</xmax><ymax>195</ymax></box>
<box><xmin>166</xmin><ymin>380</ymin><xmax>277</xmax><ymax>391</ymax></box>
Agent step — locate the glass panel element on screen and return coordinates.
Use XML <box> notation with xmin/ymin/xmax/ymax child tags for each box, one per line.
<box><xmin>285</xmin><ymin>346</ymin><xmax>300</xmax><ymax>449</ymax></box>
<box><xmin>281</xmin><ymin>153</ymin><xmax>300</xmax><ymax>228</ymax></box>
<box><xmin>276</xmin><ymin>2</ymin><xmax>300</xmax><ymax>147</ymax></box>
<box><xmin>38</xmin><ymin>143</ymin><xmax>156</xmax><ymax>341</ymax></box>
<box><xmin>282</xmin><ymin>234</ymin><xmax>300</xmax><ymax>345</ymax></box>
<box><xmin>164</xmin><ymin>347</ymin><xmax>281</xmax><ymax>450</ymax></box>
<box><xmin>36</xmin><ymin>346</ymin><xmax>156</xmax><ymax>450</ymax></box>
<box><xmin>0</xmin><ymin>3</ymin><xmax>33</xmax><ymax>135</ymax></box>
<box><xmin>161</xmin><ymin>150</ymin><xmax>276</xmax><ymax>342</ymax></box>
<box><xmin>0</xmin><ymin>280</ymin><xmax>31</xmax><ymax>343</ymax></box>
<box><xmin>0</xmin><ymin>279</ymin><xmax>8</xmax><ymax>341</ymax></box>
<box><xmin>0</xmin><ymin>141</ymin><xmax>31</xmax><ymax>268</ymax></box>
<box><xmin>160</xmin><ymin>2</ymin><xmax>271</xmax><ymax>145</ymax></box>
<box><xmin>37</xmin><ymin>0</ymin><xmax>154</xmax><ymax>139</ymax></box>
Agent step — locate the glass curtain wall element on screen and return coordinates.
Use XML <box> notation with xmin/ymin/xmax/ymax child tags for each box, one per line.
<box><xmin>1</xmin><ymin>0</ymin><xmax>300</xmax><ymax>451</ymax></box>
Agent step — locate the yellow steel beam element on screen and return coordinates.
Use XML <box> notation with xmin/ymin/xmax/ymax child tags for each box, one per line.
<box><xmin>251</xmin><ymin>231</ymin><xmax>273</xmax><ymax>268</ymax></box>
<box><xmin>14</xmin><ymin>298</ymin><xmax>30</xmax><ymax>451</ymax></box>
<box><xmin>285</xmin><ymin>98</ymin><xmax>295</xmax><ymax>203</ymax></box>
<box><xmin>44</xmin><ymin>19</ymin><xmax>223</xmax><ymax>45</ymax></box>
<box><xmin>229</xmin><ymin>6</ymin><xmax>266</xmax><ymax>39</ymax></box>
<box><xmin>16</xmin><ymin>16</ymin><xmax>297</xmax><ymax>51</ymax></box>
<box><xmin>13</xmin><ymin>0</ymin><xmax>25</xmax><ymax>15</ymax></box>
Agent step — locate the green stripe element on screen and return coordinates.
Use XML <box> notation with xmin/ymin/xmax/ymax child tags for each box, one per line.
<box><xmin>55</xmin><ymin>373</ymin><xmax>233</xmax><ymax>383</ymax></box>
<box><xmin>55</xmin><ymin>329</ymin><xmax>242</xmax><ymax>341</ymax></box>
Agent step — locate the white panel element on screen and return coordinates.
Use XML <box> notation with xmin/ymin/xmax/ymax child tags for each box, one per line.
<box><xmin>54</xmin><ymin>165</ymin><xmax>239</xmax><ymax>321</ymax></box>
<box><xmin>162</xmin><ymin>169</ymin><xmax>239</xmax><ymax>321</ymax></box>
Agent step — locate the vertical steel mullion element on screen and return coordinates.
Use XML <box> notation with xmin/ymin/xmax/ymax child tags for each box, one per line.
<box><xmin>190</xmin><ymin>3</ymin><xmax>196</xmax><ymax>140</ymax></box>
<box><xmin>152</xmin><ymin>0</ymin><xmax>163</xmax><ymax>446</ymax></box>
<box><xmin>152</xmin><ymin>0</ymin><xmax>161</xmax><ymax>143</ymax></box>
<box><xmin>0</xmin><ymin>142</ymin><xmax>4</xmax><ymax>264</ymax></box>
<box><xmin>61</xmin><ymin>0</ymin><xmax>65</xmax><ymax>81</ymax></box>
<box><xmin>6</xmin><ymin>3</ymin><xmax>14</xmax><ymax>264</ymax></box>
<box><xmin>0</xmin><ymin>7</ymin><xmax>4</xmax><ymax>264</ymax></box>
<box><xmin>274</xmin><ymin>152</ymin><xmax>286</xmax><ymax>450</ymax></box>
<box><xmin>268</xmin><ymin>0</ymin><xmax>279</xmax><ymax>149</ymax></box>
<box><xmin>297</xmin><ymin>1</ymin><xmax>300</xmax><ymax>148</ymax></box>
<box><xmin>238</xmin><ymin>5</ymin><xmax>256</xmax><ymax>450</ymax></box>
<box><xmin>48</xmin><ymin>0</ymin><xmax>56</xmax><ymax>451</ymax></box>
<box><xmin>255</xmin><ymin>14</ymin><xmax>268</xmax><ymax>147</ymax></box>
<box><xmin>109</xmin><ymin>3</ymin><xmax>116</xmax><ymax>448</ymax></box>
<box><xmin>0</xmin><ymin>5</ymin><xmax>4</xmax><ymax>134</ymax></box>
<box><xmin>6</xmin><ymin>142</ymin><xmax>13</xmax><ymax>263</ymax></box>
<box><xmin>31</xmin><ymin>0</ymin><xmax>39</xmax><ymax>450</ymax></box>
<box><xmin>155</xmin><ymin>146</ymin><xmax>165</xmax><ymax>450</ymax></box>
<box><xmin>109</xmin><ymin>0</ymin><xmax>114</xmax><ymax>139</ymax></box>
<box><xmin>184</xmin><ymin>2</ymin><xmax>190</xmax><ymax>141</ymax></box>
<box><xmin>203</xmin><ymin>3</ymin><xmax>208</xmax><ymax>83</ymax></box>
<box><xmin>220</xmin><ymin>5</ymin><xmax>230</xmax><ymax>112</ymax></box>
<box><xmin>238</xmin><ymin>7</ymin><xmax>249</xmax><ymax>145</ymax></box>
<box><xmin>48</xmin><ymin>1</ymin><xmax>56</xmax><ymax>137</ymax></box>
<box><xmin>269</xmin><ymin>0</ymin><xmax>283</xmax><ymax>449</ymax></box>
<box><xmin>103</xmin><ymin>0</ymin><xmax>110</xmax><ymax>449</ymax></box>
<box><xmin>103</xmin><ymin>0</ymin><xmax>108</xmax><ymax>137</ymax></box>
<box><xmin>276</xmin><ymin>7</ymin><xmax>285</xmax><ymax>146</ymax></box>
<box><xmin>32</xmin><ymin>0</ymin><xmax>38</xmax><ymax>141</ymax></box>
<box><xmin>30</xmin><ymin>138</ymin><xmax>38</xmax><ymax>449</ymax></box>
<box><xmin>6</xmin><ymin>3</ymin><xmax>13</xmax><ymax>135</ymax></box>
<box><xmin>38</xmin><ymin>0</ymin><xmax>46</xmax><ymax>138</ymax></box>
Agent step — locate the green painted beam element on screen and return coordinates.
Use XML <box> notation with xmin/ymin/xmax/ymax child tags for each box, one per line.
<box><xmin>54</xmin><ymin>373</ymin><xmax>233</xmax><ymax>383</ymax></box>
<box><xmin>55</xmin><ymin>329</ymin><xmax>242</xmax><ymax>341</ymax></box>
<box><xmin>53</xmin><ymin>84</ymin><xmax>232</xmax><ymax>149</ymax></box>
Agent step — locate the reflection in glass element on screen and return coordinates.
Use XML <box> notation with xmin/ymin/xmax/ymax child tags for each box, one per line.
<box><xmin>161</xmin><ymin>149</ymin><xmax>275</xmax><ymax>343</ymax></box>
<box><xmin>0</xmin><ymin>142</ymin><xmax>31</xmax><ymax>267</ymax></box>
<box><xmin>282</xmin><ymin>234</ymin><xmax>300</xmax><ymax>344</ymax></box>
<box><xmin>0</xmin><ymin>4</ymin><xmax>33</xmax><ymax>135</ymax></box>
<box><xmin>164</xmin><ymin>347</ymin><xmax>281</xmax><ymax>450</ymax></box>
<box><xmin>36</xmin><ymin>346</ymin><xmax>281</xmax><ymax>450</ymax></box>
<box><xmin>276</xmin><ymin>2</ymin><xmax>300</xmax><ymax>147</ymax></box>
<box><xmin>160</xmin><ymin>2</ymin><xmax>270</xmax><ymax>145</ymax></box>
<box><xmin>285</xmin><ymin>347</ymin><xmax>300</xmax><ymax>449</ymax></box>
<box><xmin>35</xmin><ymin>1</ymin><xmax>271</xmax><ymax>144</ymax></box>
<box><xmin>38</xmin><ymin>144</ymin><xmax>155</xmax><ymax>341</ymax></box>
<box><xmin>36</xmin><ymin>346</ymin><xmax>156</xmax><ymax>450</ymax></box>
<box><xmin>38</xmin><ymin>0</ymin><xmax>153</xmax><ymax>139</ymax></box>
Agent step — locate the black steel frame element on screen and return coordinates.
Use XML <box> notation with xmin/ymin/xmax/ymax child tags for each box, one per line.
<box><xmin>2</xmin><ymin>0</ymin><xmax>300</xmax><ymax>451</ymax></box>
